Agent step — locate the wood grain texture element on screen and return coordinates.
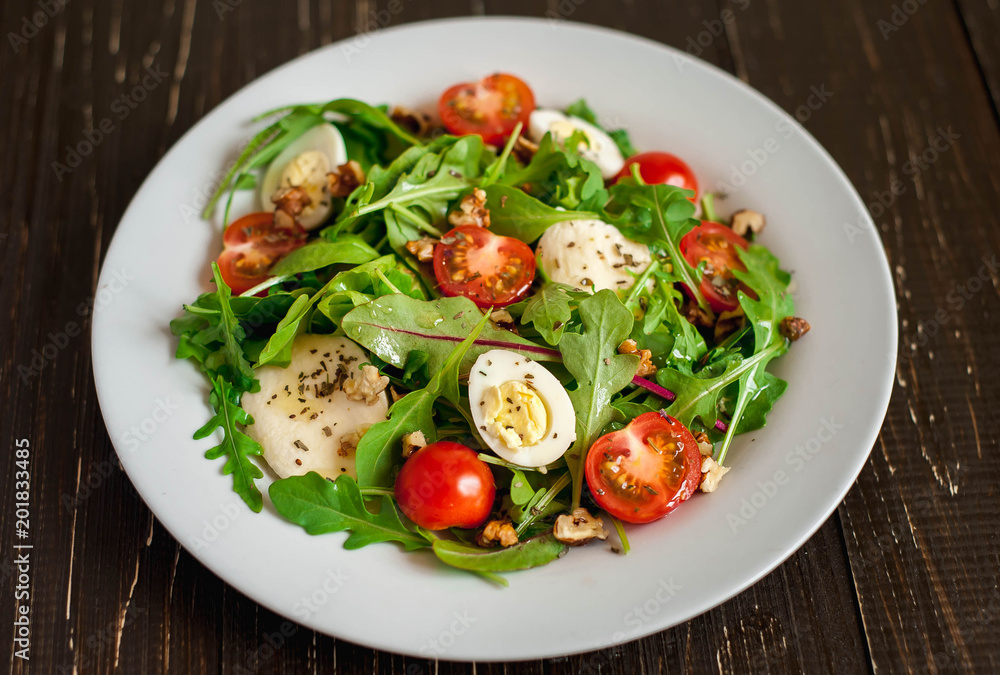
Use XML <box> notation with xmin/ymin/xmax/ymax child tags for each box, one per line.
<box><xmin>0</xmin><ymin>0</ymin><xmax>995</xmax><ymax>673</ymax></box>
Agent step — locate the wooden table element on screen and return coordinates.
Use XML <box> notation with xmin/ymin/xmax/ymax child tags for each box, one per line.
<box><xmin>2</xmin><ymin>0</ymin><xmax>998</xmax><ymax>672</ymax></box>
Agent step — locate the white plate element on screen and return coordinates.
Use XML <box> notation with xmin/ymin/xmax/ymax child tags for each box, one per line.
<box><xmin>93</xmin><ymin>17</ymin><xmax>896</xmax><ymax>661</ymax></box>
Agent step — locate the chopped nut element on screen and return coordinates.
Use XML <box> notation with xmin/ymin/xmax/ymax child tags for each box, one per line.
<box><xmin>342</xmin><ymin>365</ymin><xmax>389</xmax><ymax>405</ymax></box>
<box><xmin>475</xmin><ymin>519</ymin><xmax>519</xmax><ymax>548</ymax></box>
<box><xmin>389</xmin><ymin>105</ymin><xmax>431</xmax><ymax>137</ymax></box>
<box><xmin>326</xmin><ymin>160</ymin><xmax>365</xmax><ymax>198</ymax></box>
<box><xmin>693</xmin><ymin>431</ymin><xmax>714</xmax><ymax>457</ymax></box>
<box><xmin>512</xmin><ymin>135</ymin><xmax>539</xmax><ymax>164</ymax></box>
<box><xmin>270</xmin><ymin>185</ymin><xmax>312</xmax><ymax>230</ymax></box>
<box><xmin>553</xmin><ymin>508</ymin><xmax>609</xmax><ymax>546</ymax></box>
<box><xmin>714</xmin><ymin>307</ymin><xmax>746</xmax><ymax>342</ymax></box>
<box><xmin>699</xmin><ymin>456</ymin><xmax>730</xmax><ymax>493</ymax></box>
<box><xmin>405</xmin><ymin>236</ymin><xmax>438</xmax><ymax>262</ymax></box>
<box><xmin>618</xmin><ymin>339</ymin><xmax>657</xmax><ymax>377</ymax></box>
<box><xmin>401</xmin><ymin>430</ymin><xmax>427</xmax><ymax>458</ymax></box>
<box><xmin>448</xmin><ymin>187</ymin><xmax>490</xmax><ymax>228</ymax></box>
<box><xmin>779</xmin><ymin>316</ymin><xmax>811</xmax><ymax>341</ymax></box>
<box><xmin>490</xmin><ymin>308</ymin><xmax>518</xmax><ymax>334</ymax></box>
<box><xmin>730</xmin><ymin>209</ymin><xmax>766</xmax><ymax>237</ymax></box>
<box><xmin>338</xmin><ymin>427</ymin><xmax>368</xmax><ymax>457</ymax></box>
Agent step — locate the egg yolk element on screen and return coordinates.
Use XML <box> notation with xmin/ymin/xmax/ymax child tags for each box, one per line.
<box><xmin>482</xmin><ymin>381</ymin><xmax>548</xmax><ymax>449</ymax></box>
<box><xmin>280</xmin><ymin>150</ymin><xmax>329</xmax><ymax>215</ymax></box>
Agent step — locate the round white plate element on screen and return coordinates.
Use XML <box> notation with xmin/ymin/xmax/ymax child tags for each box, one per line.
<box><xmin>93</xmin><ymin>17</ymin><xmax>896</xmax><ymax>661</ymax></box>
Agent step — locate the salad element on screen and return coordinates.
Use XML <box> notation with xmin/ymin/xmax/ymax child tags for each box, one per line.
<box><xmin>171</xmin><ymin>73</ymin><xmax>810</xmax><ymax>583</ymax></box>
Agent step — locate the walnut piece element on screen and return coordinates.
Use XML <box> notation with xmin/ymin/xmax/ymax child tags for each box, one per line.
<box><xmin>699</xmin><ymin>456</ymin><xmax>730</xmax><ymax>493</ymax></box>
<box><xmin>389</xmin><ymin>105</ymin><xmax>431</xmax><ymax>137</ymax></box>
<box><xmin>512</xmin><ymin>135</ymin><xmax>539</xmax><ymax>164</ymax></box>
<box><xmin>448</xmin><ymin>187</ymin><xmax>491</xmax><ymax>228</ymax></box>
<box><xmin>490</xmin><ymin>308</ymin><xmax>518</xmax><ymax>334</ymax></box>
<box><xmin>338</xmin><ymin>427</ymin><xmax>368</xmax><ymax>458</ymax></box>
<box><xmin>553</xmin><ymin>508</ymin><xmax>609</xmax><ymax>546</ymax></box>
<box><xmin>405</xmin><ymin>236</ymin><xmax>438</xmax><ymax>262</ymax></box>
<box><xmin>618</xmin><ymin>339</ymin><xmax>657</xmax><ymax>377</ymax></box>
<box><xmin>779</xmin><ymin>316</ymin><xmax>811</xmax><ymax>341</ymax></box>
<box><xmin>731</xmin><ymin>209</ymin><xmax>766</xmax><ymax>237</ymax></box>
<box><xmin>326</xmin><ymin>160</ymin><xmax>365</xmax><ymax>198</ymax></box>
<box><xmin>714</xmin><ymin>307</ymin><xmax>746</xmax><ymax>342</ymax></box>
<box><xmin>342</xmin><ymin>365</ymin><xmax>389</xmax><ymax>405</ymax></box>
<box><xmin>693</xmin><ymin>431</ymin><xmax>714</xmax><ymax>457</ymax></box>
<box><xmin>401</xmin><ymin>431</ymin><xmax>427</xmax><ymax>458</ymax></box>
<box><xmin>270</xmin><ymin>185</ymin><xmax>312</xmax><ymax>230</ymax></box>
<box><xmin>476</xmin><ymin>520</ymin><xmax>519</xmax><ymax>548</ymax></box>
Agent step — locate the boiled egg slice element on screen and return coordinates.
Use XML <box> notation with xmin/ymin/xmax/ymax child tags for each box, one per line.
<box><xmin>259</xmin><ymin>123</ymin><xmax>348</xmax><ymax>230</ymax></box>
<box><xmin>468</xmin><ymin>350</ymin><xmax>576</xmax><ymax>467</ymax></box>
<box><xmin>536</xmin><ymin>219</ymin><xmax>653</xmax><ymax>292</ymax></box>
<box><xmin>241</xmin><ymin>334</ymin><xmax>387</xmax><ymax>479</ymax></box>
<box><xmin>528</xmin><ymin>108</ymin><xmax>625</xmax><ymax>179</ymax></box>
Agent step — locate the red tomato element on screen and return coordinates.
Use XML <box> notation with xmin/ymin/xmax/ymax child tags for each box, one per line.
<box><xmin>585</xmin><ymin>412</ymin><xmax>703</xmax><ymax>524</ymax></box>
<box><xmin>438</xmin><ymin>73</ymin><xmax>536</xmax><ymax>145</ymax></box>
<box><xmin>433</xmin><ymin>225</ymin><xmax>535</xmax><ymax>308</ymax></box>
<box><xmin>615</xmin><ymin>152</ymin><xmax>699</xmax><ymax>201</ymax></box>
<box><xmin>394</xmin><ymin>441</ymin><xmax>496</xmax><ymax>530</ymax></box>
<box><xmin>216</xmin><ymin>212</ymin><xmax>306</xmax><ymax>295</ymax></box>
<box><xmin>679</xmin><ymin>221</ymin><xmax>752</xmax><ymax>313</ymax></box>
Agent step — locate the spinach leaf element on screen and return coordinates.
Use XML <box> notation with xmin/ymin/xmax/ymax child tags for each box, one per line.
<box><xmin>194</xmin><ymin>376</ymin><xmax>265</xmax><ymax>512</ymax></box>
<box><xmin>354</xmin><ymin>311</ymin><xmax>491</xmax><ymax>487</ymax></box>
<box><xmin>521</xmin><ymin>283</ymin><xmax>585</xmax><ymax>346</ymax></box>
<box><xmin>484</xmin><ymin>184</ymin><xmax>596</xmax><ymax>243</ymax></box>
<box><xmin>270</xmin><ymin>236</ymin><xmax>379</xmax><ymax>276</ymax></box>
<box><xmin>255</xmin><ymin>293</ymin><xmax>312</xmax><ymax>367</ymax></box>
<box><xmin>270</xmin><ymin>473</ymin><xmax>429</xmax><ymax>551</ymax></box>
<box><xmin>559</xmin><ymin>291</ymin><xmax>640</xmax><ymax>507</ymax></box>
<box><xmin>564</xmin><ymin>98</ymin><xmax>637</xmax><ymax>157</ymax></box>
<box><xmin>432</xmin><ymin>533</ymin><xmax>566</xmax><ymax>573</ymax></box>
<box><xmin>342</xmin><ymin>294</ymin><xmax>561</xmax><ymax>376</ymax></box>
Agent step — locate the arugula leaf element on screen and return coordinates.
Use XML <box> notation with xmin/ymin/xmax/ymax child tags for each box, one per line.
<box><xmin>354</xmin><ymin>310</ymin><xmax>491</xmax><ymax>487</ymax></box>
<box><xmin>500</xmin><ymin>133</ymin><xmax>606</xmax><ymax>210</ymax></box>
<box><xmin>342</xmin><ymin>294</ymin><xmax>561</xmax><ymax>377</ymax></box>
<box><xmin>194</xmin><ymin>376</ymin><xmax>265</xmax><ymax>512</ymax></box>
<box><xmin>521</xmin><ymin>283</ymin><xmax>584</xmax><ymax>346</ymax></box>
<box><xmin>200</xmin><ymin>263</ymin><xmax>256</xmax><ymax>390</ymax></box>
<box><xmin>559</xmin><ymin>291</ymin><xmax>640</xmax><ymax>507</ymax></box>
<box><xmin>564</xmin><ymin>98</ymin><xmax>637</xmax><ymax>157</ymax></box>
<box><xmin>270</xmin><ymin>236</ymin><xmax>379</xmax><ymax>276</ymax></box>
<box><xmin>269</xmin><ymin>473</ymin><xmax>429</xmax><ymax>551</ymax></box>
<box><xmin>484</xmin><ymin>184</ymin><xmax>596</xmax><ymax>243</ymax></box>
<box><xmin>432</xmin><ymin>533</ymin><xmax>566</xmax><ymax>573</ymax></box>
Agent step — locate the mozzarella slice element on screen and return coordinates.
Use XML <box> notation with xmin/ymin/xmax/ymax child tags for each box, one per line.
<box><xmin>260</xmin><ymin>124</ymin><xmax>348</xmax><ymax>230</ymax></box>
<box><xmin>528</xmin><ymin>108</ymin><xmax>625</xmax><ymax>179</ymax></box>
<box><xmin>241</xmin><ymin>335</ymin><xmax>387</xmax><ymax>480</ymax></box>
<box><xmin>468</xmin><ymin>350</ymin><xmax>576</xmax><ymax>467</ymax></box>
<box><xmin>536</xmin><ymin>219</ymin><xmax>653</xmax><ymax>292</ymax></box>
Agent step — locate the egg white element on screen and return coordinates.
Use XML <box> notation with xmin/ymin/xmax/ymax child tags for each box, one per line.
<box><xmin>528</xmin><ymin>108</ymin><xmax>625</xmax><ymax>179</ymax></box>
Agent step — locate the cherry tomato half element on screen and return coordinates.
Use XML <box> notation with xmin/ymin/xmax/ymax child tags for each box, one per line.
<box><xmin>394</xmin><ymin>441</ymin><xmax>496</xmax><ymax>530</ymax></box>
<box><xmin>679</xmin><ymin>221</ymin><xmax>752</xmax><ymax>313</ymax></box>
<box><xmin>585</xmin><ymin>412</ymin><xmax>702</xmax><ymax>524</ymax></box>
<box><xmin>438</xmin><ymin>73</ymin><xmax>536</xmax><ymax>145</ymax></box>
<box><xmin>216</xmin><ymin>212</ymin><xmax>306</xmax><ymax>295</ymax></box>
<box><xmin>433</xmin><ymin>225</ymin><xmax>535</xmax><ymax>308</ymax></box>
<box><xmin>615</xmin><ymin>152</ymin><xmax>699</xmax><ymax>201</ymax></box>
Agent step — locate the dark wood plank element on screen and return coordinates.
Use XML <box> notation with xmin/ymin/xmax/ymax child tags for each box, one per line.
<box><xmin>954</xmin><ymin>0</ymin><xmax>1000</xmax><ymax>120</ymax></box>
<box><xmin>724</xmin><ymin>0</ymin><xmax>1000</xmax><ymax>673</ymax></box>
<box><xmin>3</xmin><ymin>0</ymin><xmax>997</xmax><ymax>672</ymax></box>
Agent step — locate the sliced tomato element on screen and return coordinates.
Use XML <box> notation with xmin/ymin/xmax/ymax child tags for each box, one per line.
<box><xmin>585</xmin><ymin>412</ymin><xmax>702</xmax><ymax>524</ymax></box>
<box><xmin>216</xmin><ymin>212</ymin><xmax>306</xmax><ymax>295</ymax></box>
<box><xmin>615</xmin><ymin>151</ymin><xmax>699</xmax><ymax>201</ymax></box>
<box><xmin>679</xmin><ymin>221</ymin><xmax>752</xmax><ymax>312</ymax></box>
<box><xmin>438</xmin><ymin>73</ymin><xmax>536</xmax><ymax>145</ymax></box>
<box><xmin>433</xmin><ymin>225</ymin><xmax>535</xmax><ymax>308</ymax></box>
